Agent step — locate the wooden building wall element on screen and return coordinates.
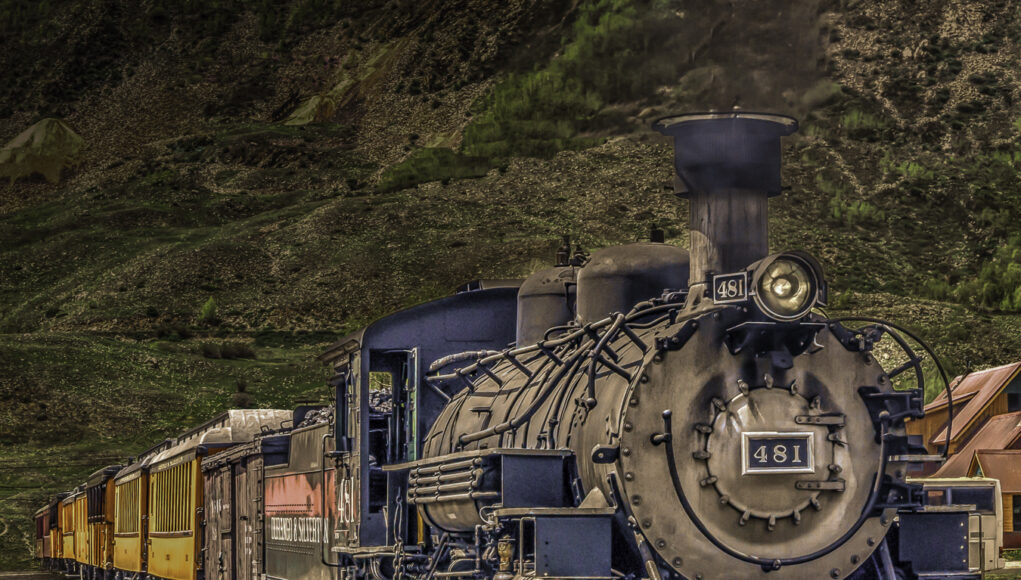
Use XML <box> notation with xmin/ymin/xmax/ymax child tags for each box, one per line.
<box><xmin>907</xmin><ymin>393</ymin><xmax>1010</xmax><ymax>454</ymax></box>
<box><xmin>907</xmin><ymin>407</ymin><xmax>950</xmax><ymax>454</ymax></box>
<box><xmin>1004</xmin><ymin>494</ymin><xmax>1013</xmax><ymax>534</ymax></box>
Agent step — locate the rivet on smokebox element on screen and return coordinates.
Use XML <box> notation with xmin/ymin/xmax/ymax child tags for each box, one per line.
<box><xmin>654</xmin><ymin>354</ymin><xmax>664</xmax><ymax>363</ymax></box>
<box><xmin>642</xmin><ymin>519</ymin><xmax>652</xmax><ymax>529</ymax></box>
<box><xmin>622</xmin><ymin>447</ymin><xmax>632</xmax><ymax>457</ymax></box>
<box><xmin>630</xmin><ymin>397</ymin><xmax>640</xmax><ymax>407</ymax></box>
<box><xmin>631</xmin><ymin>495</ymin><xmax>642</xmax><ymax>505</ymax></box>
<box><xmin>623</xmin><ymin>422</ymin><xmax>633</xmax><ymax>432</ymax></box>
<box><xmin>672</xmin><ymin>557</ymin><xmax>683</xmax><ymax>567</ymax></box>
<box><xmin>656</xmin><ymin>539</ymin><xmax>667</xmax><ymax>549</ymax></box>
<box><xmin>640</xmin><ymin>374</ymin><xmax>650</xmax><ymax>383</ymax></box>
<box><xmin>624</xmin><ymin>472</ymin><xmax>634</xmax><ymax>481</ymax></box>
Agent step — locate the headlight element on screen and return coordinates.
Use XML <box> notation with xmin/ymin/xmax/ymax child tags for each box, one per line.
<box><xmin>753</xmin><ymin>255</ymin><xmax>818</xmax><ymax>320</ymax></box>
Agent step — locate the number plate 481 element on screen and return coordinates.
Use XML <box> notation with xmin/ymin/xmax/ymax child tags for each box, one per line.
<box><xmin>741</xmin><ymin>432</ymin><xmax>814</xmax><ymax>475</ymax></box>
<box><xmin>712</xmin><ymin>271</ymin><xmax>748</xmax><ymax>304</ymax></box>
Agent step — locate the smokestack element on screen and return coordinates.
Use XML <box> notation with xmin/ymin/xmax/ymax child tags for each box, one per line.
<box><xmin>653</xmin><ymin>111</ymin><xmax>798</xmax><ymax>287</ymax></box>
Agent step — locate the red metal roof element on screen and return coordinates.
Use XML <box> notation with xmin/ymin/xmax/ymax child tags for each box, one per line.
<box><xmin>925</xmin><ymin>375</ymin><xmax>973</xmax><ymax>411</ymax></box>
<box><xmin>931</xmin><ymin>362</ymin><xmax>1021</xmax><ymax>445</ymax></box>
<box><xmin>933</xmin><ymin>410</ymin><xmax>1021</xmax><ymax>478</ymax></box>
<box><xmin>974</xmin><ymin>450</ymin><xmax>1021</xmax><ymax>493</ymax></box>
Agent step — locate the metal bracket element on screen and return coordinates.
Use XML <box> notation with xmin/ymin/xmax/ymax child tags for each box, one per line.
<box><xmin>858</xmin><ymin>386</ymin><xmax>924</xmax><ymax>442</ymax></box>
<box><xmin>654</xmin><ymin>320</ymin><xmax>699</xmax><ymax>352</ymax></box>
<box><xmin>888</xmin><ymin>454</ymin><xmax>944</xmax><ymax>463</ymax></box>
<box><xmin>876</xmin><ymin>479</ymin><xmax>924</xmax><ymax>513</ymax></box>
<box><xmin>795</xmin><ymin>414</ymin><xmax>845</xmax><ymax>427</ymax></box>
<box><xmin>795</xmin><ymin>480</ymin><xmax>846</xmax><ymax>491</ymax></box>
<box><xmin>591</xmin><ymin>445</ymin><xmax>619</xmax><ymax>464</ymax></box>
<box><xmin>724</xmin><ymin>321</ymin><xmax>826</xmax><ymax>357</ymax></box>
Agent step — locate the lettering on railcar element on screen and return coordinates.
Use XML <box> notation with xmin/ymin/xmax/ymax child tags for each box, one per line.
<box><xmin>338</xmin><ymin>477</ymin><xmax>355</xmax><ymax>524</ymax></box>
<box><xmin>268</xmin><ymin>516</ymin><xmax>328</xmax><ymax>543</ymax></box>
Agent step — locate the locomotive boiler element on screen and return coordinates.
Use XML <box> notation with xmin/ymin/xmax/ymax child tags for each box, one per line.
<box><xmin>38</xmin><ymin>112</ymin><xmax>972</xmax><ymax>580</ymax></box>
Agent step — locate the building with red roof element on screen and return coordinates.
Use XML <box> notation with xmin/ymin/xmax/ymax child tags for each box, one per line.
<box><xmin>907</xmin><ymin>362</ymin><xmax>1021</xmax><ymax>546</ymax></box>
<box><xmin>907</xmin><ymin>362</ymin><xmax>1021</xmax><ymax>454</ymax></box>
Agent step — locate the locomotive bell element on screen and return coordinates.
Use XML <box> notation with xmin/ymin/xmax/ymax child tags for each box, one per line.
<box><xmin>653</xmin><ymin>111</ymin><xmax>798</xmax><ymax>287</ymax></box>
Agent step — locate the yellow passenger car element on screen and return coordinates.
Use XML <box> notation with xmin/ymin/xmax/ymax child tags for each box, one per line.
<box><xmin>113</xmin><ymin>439</ymin><xmax>170</xmax><ymax>574</ymax></box>
<box><xmin>48</xmin><ymin>494</ymin><xmax>67</xmax><ymax>566</ymax></box>
<box><xmin>73</xmin><ymin>488</ymin><xmax>88</xmax><ymax>564</ymax></box>
<box><xmin>60</xmin><ymin>490</ymin><xmax>77</xmax><ymax>567</ymax></box>
<box><xmin>48</xmin><ymin>496</ymin><xmax>62</xmax><ymax>563</ymax></box>
<box><xmin>148</xmin><ymin>452</ymin><xmax>203</xmax><ymax>580</ymax></box>
<box><xmin>145</xmin><ymin>410</ymin><xmax>291</xmax><ymax>580</ymax></box>
<box><xmin>33</xmin><ymin>506</ymin><xmax>46</xmax><ymax>561</ymax></box>
<box><xmin>85</xmin><ymin>465</ymin><xmax>121</xmax><ymax>572</ymax></box>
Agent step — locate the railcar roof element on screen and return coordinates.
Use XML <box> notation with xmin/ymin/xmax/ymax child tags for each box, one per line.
<box><xmin>148</xmin><ymin>409</ymin><xmax>292</xmax><ymax>470</ymax></box>
<box><xmin>86</xmin><ymin>464</ymin><xmax>123</xmax><ymax>488</ymax></box>
<box><xmin>115</xmin><ymin>438</ymin><xmax>174</xmax><ymax>481</ymax></box>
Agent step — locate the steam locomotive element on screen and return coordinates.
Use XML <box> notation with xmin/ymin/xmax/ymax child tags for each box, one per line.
<box><xmin>37</xmin><ymin>112</ymin><xmax>975</xmax><ymax>580</ymax></box>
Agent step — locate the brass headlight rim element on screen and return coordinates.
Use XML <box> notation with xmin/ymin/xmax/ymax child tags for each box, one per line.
<box><xmin>752</xmin><ymin>254</ymin><xmax>819</xmax><ymax>321</ymax></box>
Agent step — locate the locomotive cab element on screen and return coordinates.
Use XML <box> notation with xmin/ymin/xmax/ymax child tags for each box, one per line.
<box><xmin>319</xmin><ymin>284</ymin><xmax>520</xmax><ymax>557</ymax></box>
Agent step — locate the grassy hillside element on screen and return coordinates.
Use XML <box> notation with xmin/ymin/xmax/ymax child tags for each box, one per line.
<box><xmin>1</xmin><ymin>0</ymin><xmax>1020</xmax><ymax>569</ymax></box>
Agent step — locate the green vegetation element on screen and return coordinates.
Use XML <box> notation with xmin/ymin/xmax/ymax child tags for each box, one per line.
<box><xmin>199</xmin><ymin>296</ymin><xmax>219</xmax><ymax>324</ymax></box>
<box><xmin>461</xmin><ymin>72</ymin><xmax>603</xmax><ymax>159</ymax></box>
<box><xmin>200</xmin><ymin>340</ymin><xmax>257</xmax><ymax>359</ymax></box>
<box><xmin>463</xmin><ymin>0</ymin><xmax>680</xmax><ymax>159</ymax></box>
<box><xmin>383</xmin><ymin>0</ymin><xmax>685</xmax><ymax>190</ymax></box>
<box><xmin>892</xmin><ymin>160</ymin><xmax>935</xmax><ymax>181</ymax></box>
<box><xmin>377</xmin><ymin>148</ymin><xmax>493</xmax><ymax>192</ymax></box>
<box><xmin>925</xmin><ymin>236</ymin><xmax>1021</xmax><ymax>312</ymax></box>
<box><xmin>841</xmin><ymin>109</ymin><xmax>887</xmax><ymax>140</ymax></box>
<box><xmin>816</xmin><ymin>174</ymin><xmax>886</xmax><ymax>228</ymax></box>
<box><xmin>830</xmin><ymin>194</ymin><xmax>885</xmax><ymax>227</ymax></box>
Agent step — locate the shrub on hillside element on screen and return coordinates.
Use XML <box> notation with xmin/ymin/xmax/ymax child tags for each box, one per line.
<box><xmin>200</xmin><ymin>341</ymin><xmax>256</xmax><ymax>360</ymax></box>
<box><xmin>924</xmin><ymin>236</ymin><xmax>1021</xmax><ymax>312</ymax></box>
<box><xmin>377</xmin><ymin>148</ymin><xmax>492</xmax><ymax>192</ymax></box>
<box><xmin>199</xmin><ymin>297</ymin><xmax>219</xmax><ymax>325</ymax></box>
<box><xmin>221</xmin><ymin>341</ymin><xmax>256</xmax><ymax>359</ymax></box>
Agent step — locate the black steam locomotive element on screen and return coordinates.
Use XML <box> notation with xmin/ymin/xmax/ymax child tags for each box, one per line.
<box><xmin>39</xmin><ymin>112</ymin><xmax>972</xmax><ymax>580</ymax></box>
